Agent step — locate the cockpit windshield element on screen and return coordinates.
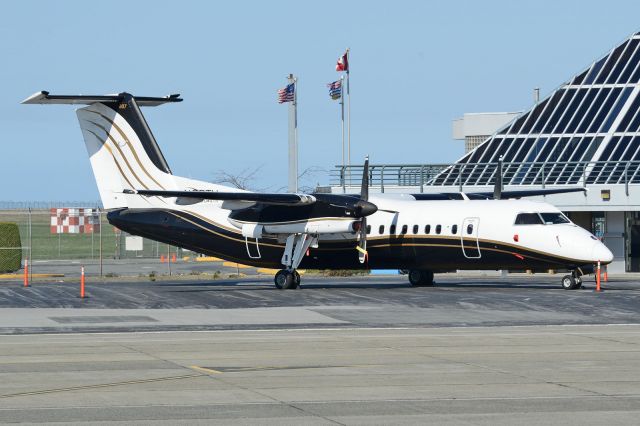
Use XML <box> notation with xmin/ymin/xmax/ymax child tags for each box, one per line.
<box><xmin>515</xmin><ymin>212</ymin><xmax>571</xmax><ymax>225</ymax></box>
<box><xmin>539</xmin><ymin>212</ymin><xmax>570</xmax><ymax>224</ymax></box>
<box><xmin>514</xmin><ymin>213</ymin><xmax>543</xmax><ymax>225</ymax></box>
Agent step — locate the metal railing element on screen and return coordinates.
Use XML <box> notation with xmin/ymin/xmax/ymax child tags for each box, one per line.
<box><xmin>331</xmin><ymin>160</ymin><xmax>640</xmax><ymax>194</ymax></box>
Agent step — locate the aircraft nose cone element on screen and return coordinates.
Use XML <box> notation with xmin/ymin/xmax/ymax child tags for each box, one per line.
<box><xmin>592</xmin><ymin>242</ymin><xmax>613</xmax><ymax>264</ymax></box>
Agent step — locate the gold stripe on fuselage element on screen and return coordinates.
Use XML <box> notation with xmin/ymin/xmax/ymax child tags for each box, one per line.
<box><xmin>85</xmin><ymin>109</ymin><xmax>166</xmax><ymax>190</ymax></box>
<box><xmin>86</xmin><ymin>120</ymin><xmax>150</xmax><ymax>190</ymax></box>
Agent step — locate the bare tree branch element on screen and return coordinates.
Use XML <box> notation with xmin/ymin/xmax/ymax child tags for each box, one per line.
<box><xmin>214</xmin><ymin>165</ymin><xmax>329</xmax><ymax>193</ymax></box>
<box><xmin>213</xmin><ymin>165</ymin><xmax>265</xmax><ymax>191</ymax></box>
<box><xmin>275</xmin><ymin>166</ymin><xmax>329</xmax><ymax>193</ymax></box>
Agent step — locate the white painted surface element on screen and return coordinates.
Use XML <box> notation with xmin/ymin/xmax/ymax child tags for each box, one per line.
<box><xmin>452</xmin><ymin>112</ymin><xmax>520</xmax><ymax>139</ymax></box>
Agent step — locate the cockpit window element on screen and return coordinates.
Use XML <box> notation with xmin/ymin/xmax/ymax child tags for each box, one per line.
<box><xmin>515</xmin><ymin>213</ymin><xmax>543</xmax><ymax>225</ymax></box>
<box><xmin>540</xmin><ymin>213</ymin><xmax>570</xmax><ymax>224</ymax></box>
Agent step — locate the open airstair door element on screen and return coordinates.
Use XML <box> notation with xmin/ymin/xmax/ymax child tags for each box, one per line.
<box><xmin>461</xmin><ymin>217</ymin><xmax>481</xmax><ymax>259</ymax></box>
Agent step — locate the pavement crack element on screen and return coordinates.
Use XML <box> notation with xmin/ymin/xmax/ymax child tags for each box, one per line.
<box><xmin>0</xmin><ymin>373</ymin><xmax>203</xmax><ymax>399</ymax></box>
<box><xmin>191</xmin><ymin>367</ymin><xmax>345</xmax><ymax>424</ymax></box>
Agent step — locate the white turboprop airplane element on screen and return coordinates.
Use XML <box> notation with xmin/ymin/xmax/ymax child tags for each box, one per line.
<box><xmin>23</xmin><ymin>91</ymin><xmax>613</xmax><ymax>290</ymax></box>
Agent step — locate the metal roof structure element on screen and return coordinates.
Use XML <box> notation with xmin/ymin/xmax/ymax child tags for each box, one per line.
<box><xmin>434</xmin><ymin>31</ymin><xmax>640</xmax><ymax>187</ymax></box>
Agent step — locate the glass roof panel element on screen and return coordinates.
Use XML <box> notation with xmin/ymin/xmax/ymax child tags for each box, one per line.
<box><xmin>595</xmin><ymin>42</ymin><xmax>628</xmax><ymax>84</ymax></box>
<box><xmin>607</xmin><ymin>39</ymin><xmax>640</xmax><ymax>83</ymax></box>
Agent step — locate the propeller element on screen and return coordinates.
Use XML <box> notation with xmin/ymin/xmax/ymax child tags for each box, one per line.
<box><xmin>356</xmin><ymin>156</ymin><xmax>372</xmax><ymax>264</ymax></box>
<box><xmin>493</xmin><ymin>156</ymin><xmax>503</xmax><ymax>200</ymax></box>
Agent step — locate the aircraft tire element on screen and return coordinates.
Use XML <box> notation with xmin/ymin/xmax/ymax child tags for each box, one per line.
<box><xmin>275</xmin><ymin>270</ymin><xmax>297</xmax><ymax>290</ymax></box>
<box><xmin>292</xmin><ymin>270</ymin><xmax>301</xmax><ymax>288</ymax></box>
<box><xmin>561</xmin><ymin>274</ymin><xmax>579</xmax><ymax>290</ymax></box>
<box><xmin>422</xmin><ymin>270</ymin><xmax>435</xmax><ymax>286</ymax></box>
<box><xmin>409</xmin><ymin>270</ymin><xmax>434</xmax><ymax>286</ymax></box>
<box><xmin>408</xmin><ymin>270</ymin><xmax>423</xmax><ymax>286</ymax></box>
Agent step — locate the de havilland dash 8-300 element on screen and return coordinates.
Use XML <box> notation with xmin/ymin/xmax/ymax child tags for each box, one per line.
<box><xmin>23</xmin><ymin>91</ymin><xmax>613</xmax><ymax>290</ymax></box>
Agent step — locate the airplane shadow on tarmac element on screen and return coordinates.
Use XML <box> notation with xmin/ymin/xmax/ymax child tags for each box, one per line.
<box><xmin>153</xmin><ymin>278</ymin><xmax>595</xmax><ymax>291</ymax></box>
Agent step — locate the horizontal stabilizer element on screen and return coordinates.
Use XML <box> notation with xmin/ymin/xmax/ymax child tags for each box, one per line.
<box><xmin>132</xmin><ymin>189</ymin><xmax>316</xmax><ymax>206</ymax></box>
<box><xmin>22</xmin><ymin>91</ymin><xmax>182</xmax><ymax>107</ymax></box>
<box><xmin>412</xmin><ymin>187</ymin><xmax>587</xmax><ymax>201</ymax></box>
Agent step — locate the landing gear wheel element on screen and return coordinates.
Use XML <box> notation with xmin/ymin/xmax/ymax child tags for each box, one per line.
<box><xmin>575</xmin><ymin>276</ymin><xmax>583</xmax><ymax>289</ymax></box>
<box><xmin>408</xmin><ymin>270</ymin><xmax>423</xmax><ymax>286</ymax></box>
<box><xmin>422</xmin><ymin>270</ymin><xmax>435</xmax><ymax>286</ymax></box>
<box><xmin>408</xmin><ymin>270</ymin><xmax>434</xmax><ymax>287</ymax></box>
<box><xmin>561</xmin><ymin>274</ymin><xmax>580</xmax><ymax>290</ymax></box>
<box><xmin>274</xmin><ymin>270</ymin><xmax>298</xmax><ymax>290</ymax></box>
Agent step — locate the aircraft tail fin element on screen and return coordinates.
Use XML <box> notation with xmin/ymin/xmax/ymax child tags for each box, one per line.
<box><xmin>23</xmin><ymin>92</ymin><xmax>182</xmax><ymax>210</ymax></box>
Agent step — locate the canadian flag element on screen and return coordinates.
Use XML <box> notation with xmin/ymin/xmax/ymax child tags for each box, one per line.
<box><xmin>336</xmin><ymin>50</ymin><xmax>349</xmax><ymax>72</ymax></box>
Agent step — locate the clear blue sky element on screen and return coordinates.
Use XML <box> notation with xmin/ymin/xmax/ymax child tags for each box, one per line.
<box><xmin>2</xmin><ymin>0</ymin><xmax>640</xmax><ymax>200</ymax></box>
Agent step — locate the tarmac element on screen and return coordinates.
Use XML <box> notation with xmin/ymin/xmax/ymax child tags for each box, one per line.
<box><xmin>1</xmin><ymin>274</ymin><xmax>639</xmax><ymax>424</ymax></box>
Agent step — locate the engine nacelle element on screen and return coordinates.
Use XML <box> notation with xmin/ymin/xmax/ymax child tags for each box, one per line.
<box><xmin>262</xmin><ymin>219</ymin><xmax>358</xmax><ymax>235</ymax></box>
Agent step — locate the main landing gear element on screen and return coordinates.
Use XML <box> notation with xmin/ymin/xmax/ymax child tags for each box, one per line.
<box><xmin>408</xmin><ymin>270</ymin><xmax>435</xmax><ymax>287</ymax></box>
<box><xmin>561</xmin><ymin>270</ymin><xmax>583</xmax><ymax>290</ymax></box>
<box><xmin>274</xmin><ymin>269</ymin><xmax>301</xmax><ymax>289</ymax></box>
<box><xmin>274</xmin><ymin>234</ymin><xmax>317</xmax><ymax>289</ymax></box>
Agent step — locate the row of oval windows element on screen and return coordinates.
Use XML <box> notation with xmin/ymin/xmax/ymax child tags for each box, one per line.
<box><xmin>365</xmin><ymin>223</ymin><xmax>474</xmax><ymax>235</ymax></box>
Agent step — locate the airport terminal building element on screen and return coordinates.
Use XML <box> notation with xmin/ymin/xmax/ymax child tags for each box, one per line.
<box><xmin>331</xmin><ymin>31</ymin><xmax>640</xmax><ymax>273</ymax></box>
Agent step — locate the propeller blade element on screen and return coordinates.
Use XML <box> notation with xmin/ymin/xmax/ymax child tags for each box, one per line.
<box><xmin>357</xmin><ymin>217</ymin><xmax>368</xmax><ymax>264</ymax></box>
<box><xmin>493</xmin><ymin>157</ymin><xmax>503</xmax><ymax>200</ymax></box>
<box><xmin>360</xmin><ymin>156</ymin><xmax>369</xmax><ymax>202</ymax></box>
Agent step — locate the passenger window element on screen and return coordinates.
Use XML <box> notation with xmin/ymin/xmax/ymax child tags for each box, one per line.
<box><xmin>435</xmin><ymin>224</ymin><xmax>442</xmax><ymax>234</ymax></box>
<box><xmin>466</xmin><ymin>224</ymin><xmax>473</xmax><ymax>234</ymax></box>
<box><xmin>515</xmin><ymin>213</ymin><xmax>543</xmax><ymax>225</ymax></box>
<box><xmin>366</xmin><ymin>225</ymin><xmax>371</xmax><ymax>234</ymax></box>
<box><xmin>452</xmin><ymin>224</ymin><xmax>458</xmax><ymax>234</ymax></box>
<box><xmin>413</xmin><ymin>225</ymin><xmax>419</xmax><ymax>234</ymax></box>
<box><xmin>390</xmin><ymin>224</ymin><xmax>396</xmax><ymax>234</ymax></box>
<box><xmin>425</xmin><ymin>224</ymin><xmax>431</xmax><ymax>234</ymax></box>
<box><xmin>401</xmin><ymin>225</ymin><xmax>408</xmax><ymax>234</ymax></box>
<box><xmin>379</xmin><ymin>225</ymin><xmax>385</xmax><ymax>234</ymax></box>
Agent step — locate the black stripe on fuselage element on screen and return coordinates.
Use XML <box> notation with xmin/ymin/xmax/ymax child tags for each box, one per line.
<box><xmin>102</xmin><ymin>94</ymin><xmax>172</xmax><ymax>174</ymax></box>
<box><xmin>106</xmin><ymin>208</ymin><xmax>593</xmax><ymax>271</ymax></box>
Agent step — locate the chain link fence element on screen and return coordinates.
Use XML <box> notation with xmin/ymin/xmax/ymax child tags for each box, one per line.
<box><xmin>0</xmin><ymin>208</ymin><xmax>189</xmax><ymax>278</ymax></box>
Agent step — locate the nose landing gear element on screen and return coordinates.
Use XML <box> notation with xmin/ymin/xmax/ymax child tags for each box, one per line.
<box><xmin>561</xmin><ymin>270</ymin><xmax>583</xmax><ymax>290</ymax></box>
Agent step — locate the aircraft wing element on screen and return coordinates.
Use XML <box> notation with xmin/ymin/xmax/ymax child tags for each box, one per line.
<box><xmin>131</xmin><ymin>189</ymin><xmax>316</xmax><ymax>206</ymax></box>
<box><xmin>412</xmin><ymin>187</ymin><xmax>587</xmax><ymax>200</ymax></box>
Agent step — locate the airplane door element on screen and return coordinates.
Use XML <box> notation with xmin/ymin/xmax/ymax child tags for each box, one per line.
<box><xmin>461</xmin><ymin>217</ymin><xmax>481</xmax><ymax>259</ymax></box>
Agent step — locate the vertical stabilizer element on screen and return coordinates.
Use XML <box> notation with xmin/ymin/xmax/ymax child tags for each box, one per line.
<box><xmin>77</xmin><ymin>102</ymin><xmax>177</xmax><ymax>209</ymax></box>
<box><xmin>22</xmin><ymin>91</ymin><xmax>183</xmax><ymax>210</ymax></box>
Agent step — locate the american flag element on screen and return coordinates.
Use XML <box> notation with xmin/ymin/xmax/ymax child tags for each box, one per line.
<box><xmin>277</xmin><ymin>83</ymin><xmax>295</xmax><ymax>104</ymax></box>
<box><xmin>327</xmin><ymin>80</ymin><xmax>342</xmax><ymax>100</ymax></box>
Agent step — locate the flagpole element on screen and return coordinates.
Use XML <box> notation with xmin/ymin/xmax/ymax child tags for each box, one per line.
<box><xmin>287</xmin><ymin>74</ymin><xmax>298</xmax><ymax>193</ymax></box>
<box><xmin>340</xmin><ymin>75</ymin><xmax>345</xmax><ymax>174</ymax></box>
<box><xmin>346</xmin><ymin>48</ymin><xmax>351</xmax><ymax>186</ymax></box>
